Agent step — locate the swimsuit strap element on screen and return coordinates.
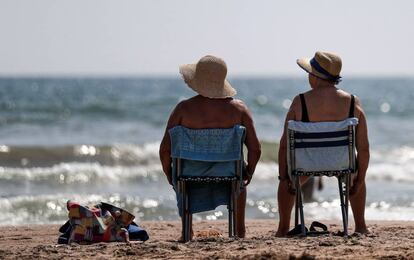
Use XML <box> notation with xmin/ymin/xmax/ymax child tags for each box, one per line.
<box><xmin>299</xmin><ymin>94</ymin><xmax>310</xmax><ymax>122</ymax></box>
<box><xmin>349</xmin><ymin>94</ymin><xmax>355</xmax><ymax>118</ymax></box>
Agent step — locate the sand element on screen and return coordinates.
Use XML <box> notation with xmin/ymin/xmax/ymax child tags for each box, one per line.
<box><xmin>0</xmin><ymin>220</ymin><xmax>413</xmax><ymax>259</ymax></box>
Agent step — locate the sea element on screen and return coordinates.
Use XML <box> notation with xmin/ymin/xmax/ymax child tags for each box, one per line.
<box><xmin>0</xmin><ymin>77</ymin><xmax>413</xmax><ymax>225</ymax></box>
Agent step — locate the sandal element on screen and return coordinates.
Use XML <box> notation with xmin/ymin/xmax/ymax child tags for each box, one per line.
<box><xmin>286</xmin><ymin>224</ymin><xmax>308</xmax><ymax>236</ymax></box>
<box><xmin>307</xmin><ymin>221</ymin><xmax>329</xmax><ymax>236</ymax></box>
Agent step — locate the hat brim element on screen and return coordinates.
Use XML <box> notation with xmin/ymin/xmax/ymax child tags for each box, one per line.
<box><xmin>179</xmin><ymin>63</ymin><xmax>236</xmax><ymax>99</ymax></box>
<box><xmin>296</xmin><ymin>58</ymin><xmax>330</xmax><ymax>81</ymax></box>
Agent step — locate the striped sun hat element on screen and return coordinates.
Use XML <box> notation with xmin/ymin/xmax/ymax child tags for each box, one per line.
<box><xmin>297</xmin><ymin>51</ymin><xmax>342</xmax><ymax>84</ymax></box>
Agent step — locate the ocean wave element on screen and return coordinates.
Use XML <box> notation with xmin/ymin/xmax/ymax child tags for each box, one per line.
<box><xmin>369</xmin><ymin>146</ymin><xmax>414</xmax><ymax>182</ymax></box>
<box><xmin>0</xmin><ymin>162</ymin><xmax>276</xmax><ymax>187</ymax></box>
<box><xmin>0</xmin><ymin>163</ymin><xmax>163</xmax><ymax>187</ymax></box>
<box><xmin>0</xmin><ymin>142</ymin><xmax>277</xmax><ymax>168</ymax></box>
<box><xmin>0</xmin><ymin>143</ymin><xmax>160</xmax><ymax>167</ymax></box>
<box><xmin>1</xmin><ymin>145</ymin><xmax>414</xmax><ymax>185</ymax></box>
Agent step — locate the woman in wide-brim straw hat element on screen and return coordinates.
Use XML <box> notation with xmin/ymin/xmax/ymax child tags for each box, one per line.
<box><xmin>159</xmin><ymin>55</ymin><xmax>261</xmax><ymax>240</ymax></box>
<box><xmin>179</xmin><ymin>55</ymin><xmax>237</xmax><ymax>98</ymax></box>
<box><xmin>276</xmin><ymin>51</ymin><xmax>370</xmax><ymax>236</ymax></box>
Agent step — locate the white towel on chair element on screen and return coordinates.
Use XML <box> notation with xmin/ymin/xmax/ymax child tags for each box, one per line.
<box><xmin>288</xmin><ymin>118</ymin><xmax>358</xmax><ymax>173</ymax></box>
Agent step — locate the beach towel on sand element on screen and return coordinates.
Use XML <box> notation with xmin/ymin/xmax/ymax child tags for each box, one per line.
<box><xmin>58</xmin><ymin>201</ymin><xmax>149</xmax><ymax>244</ymax></box>
<box><xmin>169</xmin><ymin>125</ymin><xmax>245</xmax><ymax>216</ymax></box>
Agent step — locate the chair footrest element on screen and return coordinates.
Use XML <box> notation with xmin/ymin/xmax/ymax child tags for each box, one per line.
<box><xmin>178</xmin><ymin>176</ymin><xmax>238</xmax><ymax>182</ymax></box>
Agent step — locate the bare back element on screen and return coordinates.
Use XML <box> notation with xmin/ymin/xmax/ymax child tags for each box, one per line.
<box><xmin>178</xmin><ymin>95</ymin><xmax>246</xmax><ymax>128</ymax></box>
<box><xmin>159</xmin><ymin>95</ymin><xmax>261</xmax><ymax>180</ymax></box>
<box><xmin>295</xmin><ymin>88</ymin><xmax>357</xmax><ymax>122</ymax></box>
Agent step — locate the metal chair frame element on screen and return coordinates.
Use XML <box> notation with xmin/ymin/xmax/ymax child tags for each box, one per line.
<box><xmin>288</xmin><ymin>125</ymin><xmax>356</xmax><ymax>236</ymax></box>
<box><xmin>174</xmin><ymin>158</ymin><xmax>243</xmax><ymax>242</ymax></box>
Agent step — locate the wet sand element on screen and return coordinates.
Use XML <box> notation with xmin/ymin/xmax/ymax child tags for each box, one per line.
<box><xmin>0</xmin><ymin>220</ymin><xmax>413</xmax><ymax>259</ymax></box>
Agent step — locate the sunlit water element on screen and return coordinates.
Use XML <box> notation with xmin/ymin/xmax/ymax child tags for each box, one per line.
<box><xmin>0</xmin><ymin>77</ymin><xmax>413</xmax><ymax>225</ymax></box>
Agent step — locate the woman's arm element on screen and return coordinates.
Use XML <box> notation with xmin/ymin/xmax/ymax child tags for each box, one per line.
<box><xmin>159</xmin><ymin>103</ymin><xmax>182</xmax><ymax>185</ymax></box>
<box><xmin>351</xmin><ymin>96</ymin><xmax>370</xmax><ymax>195</ymax></box>
<box><xmin>241</xmin><ymin>104</ymin><xmax>261</xmax><ymax>185</ymax></box>
<box><xmin>278</xmin><ymin>96</ymin><xmax>299</xmax><ymax>180</ymax></box>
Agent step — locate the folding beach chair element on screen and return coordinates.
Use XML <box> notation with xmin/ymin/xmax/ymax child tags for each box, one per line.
<box><xmin>287</xmin><ymin>118</ymin><xmax>358</xmax><ymax>236</ymax></box>
<box><xmin>169</xmin><ymin>125</ymin><xmax>245</xmax><ymax>242</ymax></box>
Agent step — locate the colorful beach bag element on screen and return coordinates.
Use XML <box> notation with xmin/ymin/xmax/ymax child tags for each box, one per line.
<box><xmin>58</xmin><ymin>201</ymin><xmax>149</xmax><ymax>244</ymax></box>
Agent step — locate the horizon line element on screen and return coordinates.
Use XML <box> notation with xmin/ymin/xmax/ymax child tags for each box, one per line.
<box><xmin>1</xmin><ymin>73</ymin><xmax>414</xmax><ymax>79</ymax></box>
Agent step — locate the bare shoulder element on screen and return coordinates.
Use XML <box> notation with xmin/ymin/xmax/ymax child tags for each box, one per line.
<box><xmin>353</xmin><ymin>95</ymin><xmax>363</xmax><ymax>106</ymax></box>
<box><xmin>336</xmin><ymin>88</ymin><xmax>353</xmax><ymax>99</ymax></box>
<box><xmin>230</xmin><ymin>98</ymin><xmax>250</xmax><ymax>112</ymax></box>
<box><xmin>289</xmin><ymin>95</ymin><xmax>301</xmax><ymax>118</ymax></box>
<box><xmin>336</xmin><ymin>89</ymin><xmax>365</xmax><ymax>115</ymax></box>
<box><xmin>174</xmin><ymin>96</ymin><xmax>199</xmax><ymax>111</ymax></box>
<box><xmin>169</xmin><ymin>99</ymin><xmax>189</xmax><ymax>119</ymax></box>
<box><xmin>179</xmin><ymin>95</ymin><xmax>197</xmax><ymax>105</ymax></box>
<box><xmin>173</xmin><ymin>100</ymin><xmax>186</xmax><ymax>112</ymax></box>
<box><xmin>291</xmin><ymin>95</ymin><xmax>301</xmax><ymax>110</ymax></box>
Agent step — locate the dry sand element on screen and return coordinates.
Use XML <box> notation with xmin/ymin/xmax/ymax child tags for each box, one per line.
<box><xmin>0</xmin><ymin>220</ymin><xmax>413</xmax><ymax>259</ymax></box>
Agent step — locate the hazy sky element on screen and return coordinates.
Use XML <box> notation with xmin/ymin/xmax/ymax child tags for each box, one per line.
<box><xmin>1</xmin><ymin>0</ymin><xmax>413</xmax><ymax>76</ymax></box>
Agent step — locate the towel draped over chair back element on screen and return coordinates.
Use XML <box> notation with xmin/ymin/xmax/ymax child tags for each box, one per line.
<box><xmin>169</xmin><ymin>125</ymin><xmax>245</xmax><ymax>162</ymax></box>
<box><xmin>169</xmin><ymin>125</ymin><xmax>245</xmax><ymax>215</ymax></box>
<box><xmin>287</xmin><ymin>118</ymin><xmax>358</xmax><ymax>176</ymax></box>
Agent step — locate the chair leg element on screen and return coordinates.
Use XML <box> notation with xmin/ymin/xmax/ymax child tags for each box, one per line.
<box><xmin>233</xmin><ymin>181</ymin><xmax>238</xmax><ymax>237</ymax></box>
<box><xmin>294</xmin><ymin>176</ymin><xmax>299</xmax><ymax>227</ymax></box>
<box><xmin>228</xmin><ymin>187</ymin><xmax>233</xmax><ymax>237</ymax></box>
<box><xmin>296</xmin><ymin>176</ymin><xmax>306</xmax><ymax>236</ymax></box>
<box><xmin>228</xmin><ymin>181</ymin><xmax>236</xmax><ymax>237</ymax></box>
<box><xmin>186</xmin><ymin>212</ymin><xmax>191</xmax><ymax>242</ymax></box>
<box><xmin>338</xmin><ymin>176</ymin><xmax>348</xmax><ymax>236</ymax></box>
<box><xmin>345</xmin><ymin>174</ymin><xmax>350</xmax><ymax>233</ymax></box>
<box><xmin>186</xmin><ymin>187</ymin><xmax>192</xmax><ymax>242</ymax></box>
<box><xmin>228</xmin><ymin>208</ymin><xmax>233</xmax><ymax>237</ymax></box>
<box><xmin>180</xmin><ymin>181</ymin><xmax>187</xmax><ymax>242</ymax></box>
<box><xmin>181</xmin><ymin>181</ymin><xmax>191</xmax><ymax>242</ymax></box>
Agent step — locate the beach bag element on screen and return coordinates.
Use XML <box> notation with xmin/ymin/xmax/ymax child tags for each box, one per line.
<box><xmin>58</xmin><ymin>201</ymin><xmax>149</xmax><ymax>244</ymax></box>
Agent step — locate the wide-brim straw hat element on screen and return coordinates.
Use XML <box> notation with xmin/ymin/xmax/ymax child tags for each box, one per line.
<box><xmin>297</xmin><ymin>51</ymin><xmax>342</xmax><ymax>83</ymax></box>
<box><xmin>179</xmin><ymin>55</ymin><xmax>236</xmax><ymax>98</ymax></box>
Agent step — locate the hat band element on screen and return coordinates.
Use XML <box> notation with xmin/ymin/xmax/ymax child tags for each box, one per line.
<box><xmin>310</xmin><ymin>58</ymin><xmax>341</xmax><ymax>82</ymax></box>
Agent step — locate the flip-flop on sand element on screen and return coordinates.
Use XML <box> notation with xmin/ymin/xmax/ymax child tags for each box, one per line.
<box><xmin>307</xmin><ymin>221</ymin><xmax>329</xmax><ymax>236</ymax></box>
<box><xmin>286</xmin><ymin>221</ymin><xmax>329</xmax><ymax>237</ymax></box>
<box><xmin>286</xmin><ymin>224</ymin><xmax>308</xmax><ymax>236</ymax></box>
